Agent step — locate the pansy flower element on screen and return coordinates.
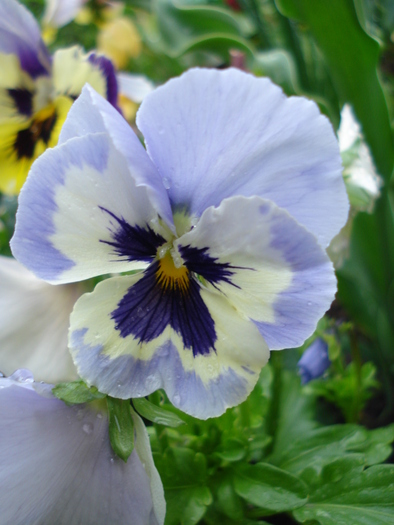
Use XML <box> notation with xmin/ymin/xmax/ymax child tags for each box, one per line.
<box><xmin>0</xmin><ymin>369</ymin><xmax>165</xmax><ymax>525</ymax></box>
<box><xmin>0</xmin><ymin>0</ymin><xmax>118</xmax><ymax>195</ymax></box>
<box><xmin>298</xmin><ymin>338</ymin><xmax>331</xmax><ymax>385</ymax></box>
<box><xmin>12</xmin><ymin>68</ymin><xmax>348</xmax><ymax>418</ymax></box>
<box><xmin>0</xmin><ymin>255</ymin><xmax>81</xmax><ymax>383</ymax></box>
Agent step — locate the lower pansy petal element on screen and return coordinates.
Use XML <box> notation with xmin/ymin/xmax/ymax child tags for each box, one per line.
<box><xmin>177</xmin><ymin>195</ymin><xmax>336</xmax><ymax>350</ymax></box>
<box><xmin>0</xmin><ymin>255</ymin><xmax>79</xmax><ymax>382</ymax></box>
<box><xmin>0</xmin><ymin>374</ymin><xmax>164</xmax><ymax>525</ymax></box>
<box><xmin>69</xmin><ymin>273</ymin><xmax>268</xmax><ymax>419</ymax></box>
<box><xmin>11</xmin><ymin>132</ymin><xmax>167</xmax><ymax>283</ymax></box>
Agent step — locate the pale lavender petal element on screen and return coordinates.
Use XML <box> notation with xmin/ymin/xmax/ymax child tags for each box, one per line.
<box><xmin>117</xmin><ymin>72</ymin><xmax>155</xmax><ymax>103</ymax></box>
<box><xmin>0</xmin><ymin>0</ymin><xmax>51</xmax><ymax>78</ymax></box>
<box><xmin>177</xmin><ymin>195</ymin><xmax>337</xmax><ymax>350</ymax></box>
<box><xmin>11</xmin><ymin>133</ymin><xmax>165</xmax><ymax>283</ymax></box>
<box><xmin>137</xmin><ymin>67</ymin><xmax>348</xmax><ymax>247</ymax></box>
<box><xmin>43</xmin><ymin>0</ymin><xmax>86</xmax><ymax>28</ymax></box>
<box><xmin>0</xmin><ymin>255</ymin><xmax>79</xmax><ymax>382</ymax></box>
<box><xmin>59</xmin><ymin>85</ymin><xmax>174</xmax><ymax>231</ymax></box>
<box><xmin>0</xmin><ymin>375</ymin><xmax>164</xmax><ymax>525</ymax></box>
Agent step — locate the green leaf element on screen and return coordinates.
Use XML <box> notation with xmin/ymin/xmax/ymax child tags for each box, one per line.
<box><xmin>52</xmin><ymin>380</ymin><xmax>106</xmax><ymax>405</ymax></box>
<box><xmin>233</xmin><ymin>462</ymin><xmax>308</xmax><ymax>514</ymax></box>
<box><xmin>270</xmin><ymin>421</ymin><xmax>394</xmax><ymax>477</ymax></box>
<box><xmin>155</xmin><ymin>448</ymin><xmax>212</xmax><ymax>525</ymax></box>
<box><xmin>106</xmin><ymin>397</ymin><xmax>134</xmax><ymax>463</ymax></box>
<box><xmin>215</xmin><ymin>438</ymin><xmax>247</xmax><ymax>462</ymax></box>
<box><xmin>133</xmin><ymin>397</ymin><xmax>185</xmax><ymax>427</ymax></box>
<box><xmin>267</xmin><ymin>369</ymin><xmax>317</xmax><ymax>459</ymax></box>
<box><xmin>151</xmin><ymin>0</ymin><xmax>254</xmax><ymax>57</ymax></box>
<box><xmin>293</xmin><ymin>458</ymin><xmax>394</xmax><ymax>524</ymax></box>
<box><xmin>275</xmin><ymin>0</ymin><xmax>394</xmax><ymax>181</ymax></box>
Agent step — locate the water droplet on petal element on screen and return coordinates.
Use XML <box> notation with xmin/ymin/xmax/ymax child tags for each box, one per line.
<box><xmin>173</xmin><ymin>394</ymin><xmax>181</xmax><ymax>405</ymax></box>
<box><xmin>10</xmin><ymin>369</ymin><xmax>34</xmax><ymax>383</ymax></box>
<box><xmin>97</xmin><ymin>413</ymin><xmax>103</xmax><ymax>419</ymax></box>
<box><xmin>83</xmin><ymin>422</ymin><xmax>93</xmax><ymax>435</ymax></box>
<box><xmin>162</xmin><ymin>177</ymin><xmax>171</xmax><ymax>190</ymax></box>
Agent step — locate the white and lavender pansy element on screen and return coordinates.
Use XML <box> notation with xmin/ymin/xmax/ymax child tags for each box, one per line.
<box><xmin>0</xmin><ymin>370</ymin><xmax>165</xmax><ymax>525</ymax></box>
<box><xmin>0</xmin><ymin>255</ymin><xmax>81</xmax><ymax>383</ymax></box>
<box><xmin>11</xmin><ymin>68</ymin><xmax>348</xmax><ymax>419</ymax></box>
<box><xmin>0</xmin><ymin>0</ymin><xmax>119</xmax><ymax>195</ymax></box>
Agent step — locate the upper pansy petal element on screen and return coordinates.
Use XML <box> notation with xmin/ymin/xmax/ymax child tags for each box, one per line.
<box><xmin>11</xmin><ymin>132</ymin><xmax>167</xmax><ymax>283</ymax></box>
<box><xmin>59</xmin><ymin>85</ymin><xmax>174</xmax><ymax>231</ymax></box>
<box><xmin>0</xmin><ymin>376</ymin><xmax>164</xmax><ymax>525</ymax></box>
<box><xmin>43</xmin><ymin>0</ymin><xmax>85</xmax><ymax>28</ymax></box>
<box><xmin>0</xmin><ymin>255</ymin><xmax>79</xmax><ymax>382</ymax></box>
<box><xmin>0</xmin><ymin>0</ymin><xmax>51</xmax><ymax>78</ymax></box>
<box><xmin>137</xmin><ymin>67</ymin><xmax>348</xmax><ymax>247</ymax></box>
<box><xmin>176</xmin><ymin>195</ymin><xmax>337</xmax><ymax>350</ymax></box>
<box><xmin>69</xmin><ymin>273</ymin><xmax>268</xmax><ymax>419</ymax></box>
<box><xmin>53</xmin><ymin>46</ymin><xmax>118</xmax><ymax>108</ymax></box>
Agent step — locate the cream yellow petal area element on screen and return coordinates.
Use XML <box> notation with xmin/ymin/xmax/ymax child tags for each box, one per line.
<box><xmin>69</xmin><ymin>271</ymin><xmax>268</xmax><ymax>419</ymax></box>
<box><xmin>53</xmin><ymin>46</ymin><xmax>112</xmax><ymax>102</ymax></box>
<box><xmin>177</xmin><ymin>196</ymin><xmax>336</xmax><ymax>350</ymax></box>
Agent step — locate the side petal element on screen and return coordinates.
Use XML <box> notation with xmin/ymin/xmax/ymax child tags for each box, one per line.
<box><xmin>0</xmin><ymin>376</ymin><xmax>164</xmax><ymax>525</ymax></box>
<box><xmin>137</xmin><ymin>67</ymin><xmax>348</xmax><ymax>247</ymax></box>
<box><xmin>117</xmin><ymin>72</ymin><xmax>155</xmax><ymax>103</ymax></box>
<box><xmin>0</xmin><ymin>0</ymin><xmax>51</xmax><ymax>78</ymax></box>
<box><xmin>53</xmin><ymin>46</ymin><xmax>118</xmax><ymax>108</ymax></box>
<box><xmin>176</xmin><ymin>195</ymin><xmax>337</xmax><ymax>350</ymax></box>
<box><xmin>43</xmin><ymin>0</ymin><xmax>85</xmax><ymax>28</ymax></box>
<box><xmin>69</xmin><ymin>273</ymin><xmax>268</xmax><ymax>419</ymax></box>
<box><xmin>0</xmin><ymin>255</ymin><xmax>79</xmax><ymax>382</ymax></box>
<box><xmin>11</xmin><ymin>132</ymin><xmax>166</xmax><ymax>283</ymax></box>
<box><xmin>58</xmin><ymin>84</ymin><xmax>174</xmax><ymax>231</ymax></box>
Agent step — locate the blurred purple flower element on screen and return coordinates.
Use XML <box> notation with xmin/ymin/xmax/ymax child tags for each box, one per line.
<box><xmin>298</xmin><ymin>339</ymin><xmax>330</xmax><ymax>384</ymax></box>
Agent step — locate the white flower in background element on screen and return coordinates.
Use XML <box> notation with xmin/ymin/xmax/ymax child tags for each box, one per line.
<box><xmin>43</xmin><ymin>0</ymin><xmax>87</xmax><ymax>29</ymax></box>
<box><xmin>0</xmin><ymin>370</ymin><xmax>165</xmax><ymax>525</ymax></box>
<box><xmin>338</xmin><ymin>104</ymin><xmax>382</xmax><ymax>214</ymax></box>
<box><xmin>0</xmin><ymin>255</ymin><xmax>80</xmax><ymax>382</ymax></box>
<box><xmin>328</xmin><ymin>105</ymin><xmax>383</xmax><ymax>267</ymax></box>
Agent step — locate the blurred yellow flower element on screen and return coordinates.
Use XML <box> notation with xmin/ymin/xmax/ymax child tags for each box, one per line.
<box><xmin>97</xmin><ymin>16</ymin><xmax>142</xmax><ymax>69</ymax></box>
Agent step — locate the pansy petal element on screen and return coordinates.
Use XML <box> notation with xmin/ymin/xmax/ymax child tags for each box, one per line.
<box><xmin>11</xmin><ymin>132</ymin><xmax>167</xmax><ymax>283</ymax></box>
<box><xmin>0</xmin><ymin>377</ymin><xmax>164</xmax><ymax>525</ymax></box>
<box><xmin>0</xmin><ymin>255</ymin><xmax>79</xmax><ymax>382</ymax></box>
<box><xmin>137</xmin><ymin>67</ymin><xmax>348</xmax><ymax>247</ymax></box>
<box><xmin>117</xmin><ymin>72</ymin><xmax>155</xmax><ymax>103</ymax></box>
<box><xmin>0</xmin><ymin>95</ymin><xmax>72</xmax><ymax>195</ymax></box>
<box><xmin>53</xmin><ymin>46</ymin><xmax>118</xmax><ymax>108</ymax></box>
<box><xmin>176</xmin><ymin>195</ymin><xmax>336</xmax><ymax>350</ymax></box>
<box><xmin>69</xmin><ymin>273</ymin><xmax>268</xmax><ymax>419</ymax></box>
<box><xmin>59</xmin><ymin>84</ymin><xmax>174</xmax><ymax>230</ymax></box>
<box><xmin>43</xmin><ymin>0</ymin><xmax>85</xmax><ymax>28</ymax></box>
<box><xmin>0</xmin><ymin>0</ymin><xmax>51</xmax><ymax>78</ymax></box>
